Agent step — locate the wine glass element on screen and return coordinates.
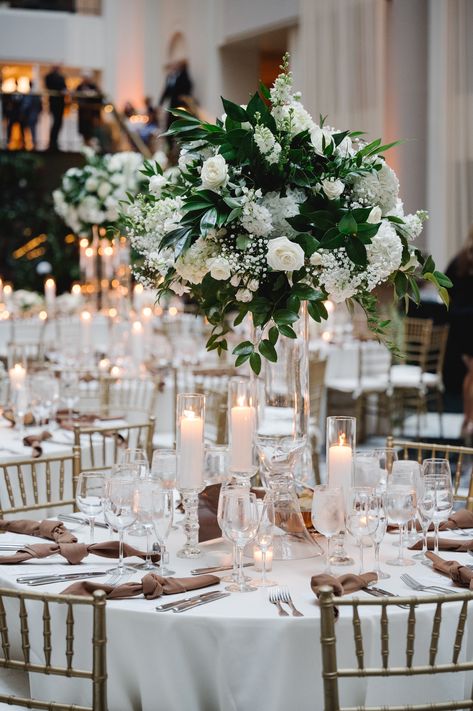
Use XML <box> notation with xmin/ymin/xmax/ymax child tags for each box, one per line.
<box><xmin>121</xmin><ymin>449</ymin><xmax>149</xmax><ymax>536</ymax></box>
<box><xmin>311</xmin><ymin>486</ymin><xmax>345</xmax><ymax>575</ymax></box>
<box><xmin>150</xmin><ymin>487</ymin><xmax>174</xmax><ymax>575</ymax></box>
<box><xmin>385</xmin><ymin>482</ymin><xmax>416</xmax><ymax>566</ymax></box>
<box><xmin>221</xmin><ymin>490</ymin><xmax>259</xmax><ymax>593</ymax></box>
<box><xmin>414</xmin><ymin>476</ymin><xmax>436</xmax><ymax>561</ymax></box>
<box><xmin>390</xmin><ymin>460</ymin><xmax>422</xmax><ymax>546</ymax></box>
<box><xmin>151</xmin><ymin>449</ymin><xmax>176</xmax><ymax>489</ymax></box>
<box><xmin>204</xmin><ymin>445</ymin><xmax>229</xmax><ymax>485</ymax></box>
<box><xmin>346</xmin><ymin>487</ymin><xmax>379</xmax><ymax>574</ymax></box>
<box><xmin>422</xmin><ymin>460</ymin><xmax>454</xmax><ymax>557</ymax></box>
<box><xmin>217</xmin><ymin>482</ymin><xmax>248</xmax><ymax>584</ymax></box>
<box><xmin>253</xmin><ymin>496</ymin><xmax>276</xmax><ymax>587</ymax></box>
<box><xmin>103</xmin><ymin>476</ymin><xmax>137</xmax><ymax>576</ymax></box>
<box><xmin>365</xmin><ymin>448</ymin><xmax>398</xmax><ymax>491</ymax></box>
<box><xmin>11</xmin><ymin>385</ymin><xmax>29</xmax><ymax>438</ymax></box>
<box><xmin>59</xmin><ymin>371</ymin><xmax>80</xmax><ymax>423</ymax></box>
<box><xmin>132</xmin><ymin>480</ymin><xmax>162</xmax><ymax>571</ymax></box>
<box><xmin>75</xmin><ymin>472</ymin><xmax>105</xmax><ymax>543</ymax></box>
<box><xmin>30</xmin><ymin>371</ymin><xmax>59</xmax><ymax>429</ymax></box>
<box><xmin>368</xmin><ymin>493</ymin><xmax>390</xmax><ymax>579</ymax></box>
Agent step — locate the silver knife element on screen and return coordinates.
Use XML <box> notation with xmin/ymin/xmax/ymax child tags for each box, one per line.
<box><xmin>173</xmin><ymin>592</ymin><xmax>230</xmax><ymax>613</ymax></box>
<box><xmin>191</xmin><ymin>563</ymin><xmax>252</xmax><ymax>575</ymax></box>
<box><xmin>58</xmin><ymin>514</ymin><xmax>108</xmax><ymax>529</ymax></box>
<box><xmin>155</xmin><ymin>590</ymin><xmax>222</xmax><ymax>611</ymax></box>
<box><xmin>362</xmin><ymin>587</ymin><xmax>409</xmax><ymax>609</ymax></box>
<box><xmin>18</xmin><ymin>571</ymin><xmax>107</xmax><ymax>585</ymax></box>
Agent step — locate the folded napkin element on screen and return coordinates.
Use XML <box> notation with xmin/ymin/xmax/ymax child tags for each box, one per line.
<box><xmin>2</xmin><ymin>409</ymin><xmax>35</xmax><ymax>427</ymax></box>
<box><xmin>425</xmin><ymin>552</ymin><xmax>473</xmax><ymax>589</ymax></box>
<box><xmin>0</xmin><ymin>518</ymin><xmax>77</xmax><ymax>544</ymax></box>
<box><xmin>22</xmin><ymin>431</ymin><xmax>52</xmax><ymax>458</ymax></box>
<box><xmin>389</xmin><ymin>509</ymin><xmax>473</xmax><ymax>535</ymax></box>
<box><xmin>311</xmin><ymin>571</ymin><xmax>377</xmax><ymax>598</ymax></box>
<box><xmin>0</xmin><ymin>540</ymin><xmax>159</xmax><ymax>566</ymax></box>
<box><xmin>61</xmin><ymin>572</ymin><xmax>220</xmax><ymax>599</ymax></box>
<box><xmin>409</xmin><ymin>537</ymin><xmax>473</xmax><ymax>552</ymax></box>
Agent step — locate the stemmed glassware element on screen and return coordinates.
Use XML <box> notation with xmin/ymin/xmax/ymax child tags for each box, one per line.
<box><xmin>150</xmin><ymin>486</ymin><xmax>174</xmax><ymax>575</ymax></box>
<box><xmin>368</xmin><ymin>494</ymin><xmax>389</xmax><ymax>580</ymax></box>
<box><xmin>103</xmin><ymin>476</ymin><xmax>137</xmax><ymax>576</ymax></box>
<box><xmin>414</xmin><ymin>477</ymin><xmax>436</xmax><ymax>561</ymax></box>
<box><xmin>75</xmin><ymin>472</ymin><xmax>105</xmax><ymax>543</ymax></box>
<box><xmin>390</xmin><ymin>460</ymin><xmax>422</xmax><ymax>546</ymax></box>
<box><xmin>252</xmin><ymin>496</ymin><xmax>276</xmax><ymax>588</ymax></box>
<box><xmin>121</xmin><ymin>448</ymin><xmax>149</xmax><ymax>536</ymax></box>
<box><xmin>59</xmin><ymin>371</ymin><xmax>80</xmax><ymax>423</ymax></box>
<box><xmin>151</xmin><ymin>448</ymin><xmax>178</xmax><ymax>532</ymax></box>
<box><xmin>311</xmin><ymin>486</ymin><xmax>344</xmax><ymax>575</ymax></box>
<box><xmin>221</xmin><ymin>490</ymin><xmax>259</xmax><ymax>593</ymax></box>
<box><xmin>385</xmin><ymin>478</ymin><xmax>417</xmax><ymax>567</ymax></box>
<box><xmin>11</xmin><ymin>385</ymin><xmax>29</xmax><ymax>438</ymax></box>
<box><xmin>132</xmin><ymin>480</ymin><xmax>161</xmax><ymax>571</ymax></box>
<box><xmin>422</xmin><ymin>459</ymin><xmax>454</xmax><ymax>558</ymax></box>
<box><xmin>30</xmin><ymin>372</ymin><xmax>60</xmax><ymax>429</ymax></box>
<box><xmin>204</xmin><ymin>445</ymin><xmax>229</xmax><ymax>486</ymax></box>
<box><xmin>217</xmin><ymin>482</ymin><xmax>248</xmax><ymax>584</ymax></box>
<box><xmin>345</xmin><ymin>487</ymin><xmax>379</xmax><ymax>574</ymax></box>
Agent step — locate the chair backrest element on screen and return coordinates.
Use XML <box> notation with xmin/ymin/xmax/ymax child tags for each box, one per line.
<box><xmin>7</xmin><ymin>340</ymin><xmax>47</xmax><ymax>372</ymax></box>
<box><xmin>190</xmin><ymin>367</ymin><xmax>237</xmax><ymax>445</ymax></box>
<box><xmin>426</xmin><ymin>324</ymin><xmax>450</xmax><ymax>376</ymax></box>
<box><xmin>397</xmin><ymin>317</ymin><xmax>433</xmax><ymax>370</ymax></box>
<box><xmin>359</xmin><ymin>340</ymin><xmax>391</xmax><ymax>381</ymax></box>
<box><xmin>387</xmin><ymin>436</ymin><xmax>473</xmax><ymax>510</ymax></box>
<box><xmin>74</xmin><ymin>417</ymin><xmax>155</xmax><ymax>470</ymax></box>
<box><xmin>319</xmin><ymin>584</ymin><xmax>473</xmax><ymax>711</ymax></box>
<box><xmin>0</xmin><ymin>447</ymin><xmax>81</xmax><ymax>518</ymax></box>
<box><xmin>0</xmin><ymin>586</ymin><xmax>107</xmax><ymax>710</ymax></box>
<box><xmin>100</xmin><ymin>374</ymin><xmax>160</xmax><ymax>416</ymax></box>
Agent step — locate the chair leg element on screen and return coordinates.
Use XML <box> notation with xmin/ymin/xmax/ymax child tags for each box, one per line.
<box><xmin>436</xmin><ymin>389</ymin><xmax>444</xmax><ymax>439</ymax></box>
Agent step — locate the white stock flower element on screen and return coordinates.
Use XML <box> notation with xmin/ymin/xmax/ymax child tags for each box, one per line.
<box><xmin>208</xmin><ymin>257</ymin><xmax>231</xmax><ymax>281</ymax></box>
<box><xmin>322</xmin><ymin>178</ymin><xmax>344</xmax><ymax>200</ymax></box>
<box><xmin>149</xmin><ymin>174</ymin><xmax>167</xmax><ymax>196</ymax></box>
<box><xmin>201</xmin><ymin>154</ymin><xmax>228</xmax><ymax>191</ymax></box>
<box><xmin>97</xmin><ymin>182</ymin><xmax>111</xmax><ymax>199</ymax></box>
<box><xmin>310</xmin><ymin>125</ymin><xmax>334</xmax><ymax>156</ymax></box>
<box><xmin>267</xmin><ymin>236</ymin><xmax>305</xmax><ymax>272</ymax></box>
<box><xmin>254</xmin><ymin>125</ymin><xmax>281</xmax><ymax>165</ymax></box>
<box><xmin>367</xmin><ymin>206</ymin><xmax>382</xmax><ymax>224</ymax></box>
<box><xmin>236</xmin><ymin>288</ymin><xmax>253</xmax><ymax>303</ymax></box>
<box><xmin>85</xmin><ymin>176</ymin><xmax>99</xmax><ymax>193</ymax></box>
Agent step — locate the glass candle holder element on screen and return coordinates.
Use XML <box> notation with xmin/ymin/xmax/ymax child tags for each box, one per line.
<box><xmin>228</xmin><ymin>377</ymin><xmax>256</xmax><ymax>485</ymax></box>
<box><xmin>176</xmin><ymin>393</ymin><xmax>205</xmax><ymax>559</ymax></box>
<box><xmin>326</xmin><ymin>416</ymin><xmax>356</xmax><ymax>566</ymax></box>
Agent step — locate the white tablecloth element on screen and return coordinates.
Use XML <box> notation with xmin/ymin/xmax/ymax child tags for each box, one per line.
<box><xmin>0</xmin><ymin>521</ymin><xmax>470</xmax><ymax>710</ymax></box>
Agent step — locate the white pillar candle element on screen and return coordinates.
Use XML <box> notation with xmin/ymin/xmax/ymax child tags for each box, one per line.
<box><xmin>230</xmin><ymin>399</ymin><xmax>255</xmax><ymax>471</ymax></box>
<box><xmin>328</xmin><ymin>434</ymin><xmax>353</xmax><ymax>497</ymax></box>
<box><xmin>178</xmin><ymin>409</ymin><xmax>204</xmax><ymax>489</ymax></box>
<box><xmin>131</xmin><ymin>320</ymin><xmax>144</xmax><ymax>365</ymax></box>
<box><xmin>84</xmin><ymin>246</ymin><xmax>95</xmax><ymax>282</ymax></box>
<box><xmin>9</xmin><ymin>363</ymin><xmax>26</xmax><ymax>390</ymax></box>
<box><xmin>71</xmin><ymin>283</ymin><xmax>81</xmax><ymax>296</ymax></box>
<box><xmin>80</xmin><ymin>310</ymin><xmax>92</xmax><ymax>351</ymax></box>
<box><xmin>133</xmin><ymin>283</ymin><xmax>144</xmax><ymax>312</ymax></box>
<box><xmin>44</xmin><ymin>278</ymin><xmax>56</xmax><ymax>314</ymax></box>
<box><xmin>3</xmin><ymin>284</ymin><xmax>12</xmax><ymax>310</ymax></box>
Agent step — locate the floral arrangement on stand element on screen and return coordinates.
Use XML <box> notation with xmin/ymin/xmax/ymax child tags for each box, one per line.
<box><xmin>53</xmin><ymin>149</ymin><xmax>147</xmax><ymax>236</ymax></box>
<box><xmin>123</xmin><ymin>55</ymin><xmax>450</xmax><ymax>373</ymax></box>
<box><xmin>11</xmin><ymin>289</ymin><xmax>44</xmax><ymax>316</ymax></box>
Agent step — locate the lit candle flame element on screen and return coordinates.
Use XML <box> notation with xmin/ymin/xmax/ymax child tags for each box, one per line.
<box><xmin>338</xmin><ymin>433</ymin><xmax>346</xmax><ymax>446</ymax></box>
<box><xmin>183</xmin><ymin>409</ymin><xmax>196</xmax><ymax>419</ymax></box>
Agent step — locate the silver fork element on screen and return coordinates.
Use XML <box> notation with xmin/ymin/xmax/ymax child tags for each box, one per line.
<box><xmin>400</xmin><ymin>573</ymin><xmax>454</xmax><ymax>595</ymax></box>
<box><xmin>278</xmin><ymin>587</ymin><xmax>304</xmax><ymax>617</ymax></box>
<box><xmin>269</xmin><ymin>588</ymin><xmax>289</xmax><ymax>616</ymax></box>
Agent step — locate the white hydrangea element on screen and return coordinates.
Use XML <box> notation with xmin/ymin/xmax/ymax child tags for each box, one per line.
<box><xmin>261</xmin><ymin>188</ymin><xmax>305</xmax><ymax>236</ymax></box>
<box><xmin>77</xmin><ymin>195</ymin><xmax>105</xmax><ymax>225</ymax></box>
<box><xmin>240</xmin><ymin>197</ymin><xmax>273</xmax><ymax>237</ymax></box>
<box><xmin>149</xmin><ymin>174</ymin><xmax>167</xmax><ymax>196</ymax></box>
<box><xmin>175</xmin><ymin>238</ymin><xmax>215</xmax><ymax>285</ymax></box>
<box><xmin>402</xmin><ymin>212</ymin><xmax>424</xmax><ymax>242</ymax></box>
<box><xmin>254</xmin><ymin>125</ymin><xmax>281</xmax><ymax>165</ymax></box>
<box><xmin>365</xmin><ymin>220</ymin><xmax>403</xmax><ymax>287</ymax></box>
<box><xmin>351</xmin><ymin>161</ymin><xmax>399</xmax><ymax>214</ymax></box>
<box><xmin>104</xmin><ymin>196</ymin><xmax>119</xmax><ymax>222</ymax></box>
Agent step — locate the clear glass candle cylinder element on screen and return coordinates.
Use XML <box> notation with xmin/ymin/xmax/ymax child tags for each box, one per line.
<box><xmin>228</xmin><ymin>377</ymin><xmax>256</xmax><ymax>478</ymax></box>
<box><xmin>176</xmin><ymin>393</ymin><xmax>205</xmax><ymax>492</ymax></box>
<box><xmin>326</xmin><ymin>416</ymin><xmax>356</xmax><ymax>496</ymax></box>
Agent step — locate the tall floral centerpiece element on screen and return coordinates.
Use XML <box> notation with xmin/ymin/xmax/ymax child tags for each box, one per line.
<box><xmin>123</xmin><ymin>55</ymin><xmax>450</xmax><ymax>373</ymax></box>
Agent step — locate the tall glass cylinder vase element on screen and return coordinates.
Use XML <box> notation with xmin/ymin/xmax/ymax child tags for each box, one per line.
<box><xmin>254</xmin><ymin>304</ymin><xmax>320</xmax><ymax>560</ymax></box>
<box><xmin>326</xmin><ymin>416</ymin><xmax>356</xmax><ymax>565</ymax></box>
<box><xmin>176</xmin><ymin>393</ymin><xmax>205</xmax><ymax>559</ymax></box>
<box><xmin>228</xmin><ymin>377</ymin><xmax>257</xmax><ymax>485</ymax></box>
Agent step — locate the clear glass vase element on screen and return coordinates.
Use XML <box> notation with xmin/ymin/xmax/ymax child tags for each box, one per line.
<box><xmin>254</xmin><ymin>304</ymin><xmax>320</xmax><ymax>560</ymax></box>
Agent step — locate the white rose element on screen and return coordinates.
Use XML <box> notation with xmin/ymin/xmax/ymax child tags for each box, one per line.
<box><xmin>310</xmin><ymin>126</ymin><xmax>333</xmax><ymax>156</ymax></box>
<box><xmin>230</xmin><ymin>274</ymin><xmax>241</xmax><ymax>287</ymax></box>
<box><xmin>310</xmin><ymin>252</ymin><xmax>323</xmax><ymax>266</ymax></box>
<box><xmin>149</xmin><ymin>174</ymin><xmax>167</xmax><ymax>195</ymax></box>
<box><xmin>85</xmin><ymin>177</ymin><xmax>98</xmax><ymax>193</ymax></box>
<box><xmin>367</xmin><ymin>206</ymin><xmax>382</xmax><ymax>224</ymax></box>
<box><xmin>322</xmin><ymin>178</ymin><xmax>344</xmax><ymax>200</ymax></box>
<box><xmin>97</xmin><ymin>182</ymin><xmax>111</xmax><ymax>199</ymax></box>
<box><xmin>208</xmin><ymin>257</ymin><xmax>231</xmax><ymax>281</ymax></box>
<box><xmin>236</xmin><ymin>288</ymin><xmax>253</xmax><ymax>303</ymax></box>
<box><xmin>201</xmin><ymin>154</ymin><xmax>228</xmax><ymax>191</ymax></box>
<box><xmin>266</xmin><ymin>236</ymin><xmax>305</xmax><ymax>272</ymax></box>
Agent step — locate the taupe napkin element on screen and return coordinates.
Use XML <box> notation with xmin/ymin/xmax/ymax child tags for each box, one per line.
<box><xmin>61</xmin><ymin>572</ymin><xmax>220</xmax><ymax>599</ymax></box>
<box><xmin>389</xmin><ymin>509</ymin><xmax>473</xmax><ymax>535</ymax></box>
<box><xmin>426</xmin><ymin>552</ymin><xmax>473</xmax><ymax>589</ymax></box>
<box><xmin>0</xmin><ymin>518</ymin><xmax>77</xmax><ymax>543</ymax></box>
<box><xmin>311</xmin><ymin>571</ymin><xmax>377</xmax><ymax>598</ymax></box>
<box><xmin>2</xmin><ymin>409</ymin><xmax>35</xmax><ymax>427</ymax></box>
<box><xmin>22</xmin><ymin>430</ymin><xmax>52</xmax><ymax>458</ymax></box>
<box><xmin>409</xmin><ymin>537</ymin><xmax>473</xmax><ymax>552</ymax></box>
<box><xmin>0</xmin><ymin>540</ymin><xmax>159</xmax><ymax>565</ymax></box>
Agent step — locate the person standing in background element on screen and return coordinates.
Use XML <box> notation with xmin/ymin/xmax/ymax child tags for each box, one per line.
<box><xmin>44</xmin><ymin>65</ymin><xmax>66</xmax><ymax>151</ymax></box>
<box><xmin>20</xmin><ymin>80</ymin><xmax>42</xmax><ymax>150</ymax></box>
<box><xmin>158</xmin><ymin>59</ymin><xmax>193</xmax><ymax>145</ymax></box>
<box><xmin>5</xmin><ymin>81</ymin><xmax>24</xmax><ymax>149</ymax></box>
<box><xmin>76</xmin><ymin>72</ymin><xmax>102</xmax><ymax>146</ymax></box>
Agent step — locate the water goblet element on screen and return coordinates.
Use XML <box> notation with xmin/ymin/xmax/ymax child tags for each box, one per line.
<box><xmin>103</xmin><ymin>476</ymin><xmax>138</xmax><ymax>576</ymax></box>
<box><xmin>311</xmin><ymin>486</ymin><xmax>345</xmax><ymax>575</ymax></box>
<box><xmin>414</xmin><ymin>477</ymin><xmax>435</xmax><ymax>561</ymax></box>
<box><xmin>222</xmin><ymin>490</ymin><xmax>259</xmax><ymax>593</ymax></box>
<box><xmin>390</xmin><ymin>460</ymin><xmax>422</xmax><ymax>546</ymax></box>
<box><xmin>150</xmin><ymin>487</ymin><xmax>174</xmax><ymax>575</ymax></box>
<box><xmin>75</xmin><ymin>472</ymin><xmax>105</xmax><ymax>543</ymax></box>
<box><xmin>151</xmin><ymin>448</ymin><xmax>178</xmax><ymax>533</ymax></box>
<box><xmin>368</xmin><ymin>494</ymin><xmax>390</xmax><ymax>579</ymax></box>
<box><xmin>217</xmin><ymin>482</ymin><xmax>250</xmax><ymax>584</ymax></box>
<box><xmin>346</xmin><ymin>487</ymin><xmax>379</xmax><ymax>574</ymax></box>
<box><xmin>204</xmin><ymin>445</ymin><xmax>229</xmax><ymax>486</ymax></box>
<box><xmin>421</xmin><ymin>461</ymin><xmax>454</xmax><ymax>559</ymax></box>
<box><xmin>121</xmin><ymin>448</ymin><xmax>149</xmax><ymax>536</ymax></box>
<box><xmin>385</xmin><ymin>482</ymin><xmax>416</xmax><ymax>566</ymax></box>
<box><xmin>132</xmin><ymin>480</ymin><xmax>162</xmax><ymax>571</ymax></box>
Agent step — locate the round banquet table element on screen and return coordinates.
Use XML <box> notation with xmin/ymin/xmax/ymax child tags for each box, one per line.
<box><xmin>0</xmin><ymin>519</ymin><xmax>471</xmax><ymax>710</ymax></box>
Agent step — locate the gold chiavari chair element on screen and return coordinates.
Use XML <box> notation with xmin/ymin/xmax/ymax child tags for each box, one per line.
<box><xmin>0</xmin><ymin>447</ymin><xmax>81</xmax><ymax>518</ymax></box>
<box><xmin>73</xmin><ymin>417</ymin><xmax>155</xmax><ymax>471</ymax></box>
<box><xmin>387</xmin><ymin>436</ymin><xmax>473</xmax><ymax>510</ymax></box>
<box><xmin>319</xmin><ymin>585</ymin><xmax>473</xmax><ymax>711</ymax></box>
<box><xmin>100</xmin><ymin>374</ymin><xmax>161</xmax><ymax>417</ymax></box>
<box><xmin>309</xmin><ymin>357</ymin><xmax>327</xmax><ymax>484</ymax></box>
<box><xmin>191</xmin><ymin>367</ymin><xmax>237</xmax><ymax>445</ymax></box>
<box><xmin>0</xmin><ymin>586</ymin><xmax>107</xmax><ymax>710</ymax></box>
<box><xmin>424</xmin><ymin>324</ymin><xmax>450</xmax><ymax>435</ymax></box>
